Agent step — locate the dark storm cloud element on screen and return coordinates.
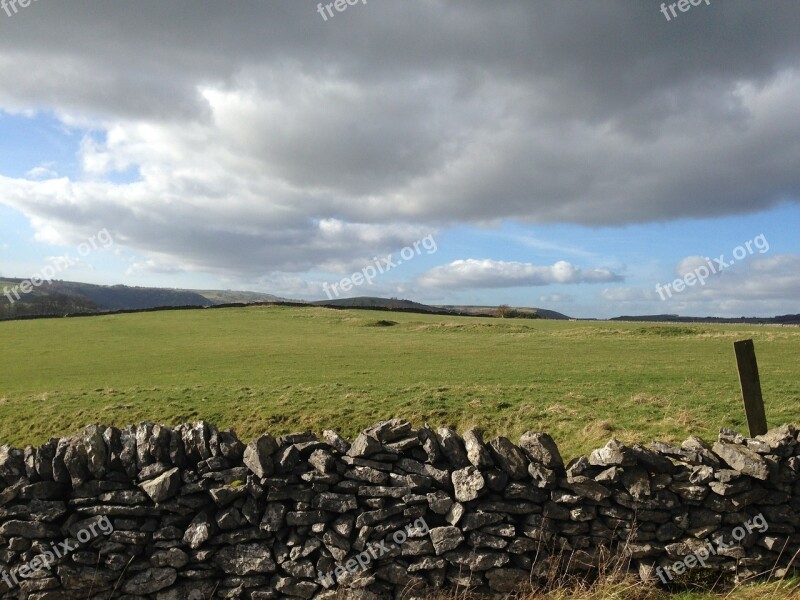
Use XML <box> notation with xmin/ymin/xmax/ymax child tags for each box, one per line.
<box><xmin>0</xmin><ymin>0</ymin><xmax>798</xmax><ymax>275</ymax></box>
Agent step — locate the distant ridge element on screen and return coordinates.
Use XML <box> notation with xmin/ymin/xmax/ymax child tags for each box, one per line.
<box><xmin>311</xmin><ymin>296</ymin><xmax>439</xmax><ymax>312</ymax></box>
<box><xmin>9</xmin><ymin>277</ymin><xmax>792</xmax><ymax>324</ymax></box>
<box><xmin>610</xmin><ymin>314</ymin><xmax>800</xmax><ymax>325</ymax></box>
<box><xmin>436</xmin><ymin>304</ymin><xmax>571</xmax><ymax>320</ymax></box>
<box><xmin>0</xmin><ymin>278</ymin><xmax>293</xmax><ymax>320</ymax></box>
<box><xmin>313</xmin><ymin>298</ymin><xmax>573</xmax><ymax>319</ymax></box>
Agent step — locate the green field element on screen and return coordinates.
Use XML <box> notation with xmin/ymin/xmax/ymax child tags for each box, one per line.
<box><xmin>1</xmin><ymin>306</ymin><xmax>798</xmax><ymax>458</ymax></box>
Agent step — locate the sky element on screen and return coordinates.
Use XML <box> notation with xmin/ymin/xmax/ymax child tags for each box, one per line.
<box><xmin>0</xmin><ymin>1</ymin><xmax>798</xmax><ymax>319</ymax></box>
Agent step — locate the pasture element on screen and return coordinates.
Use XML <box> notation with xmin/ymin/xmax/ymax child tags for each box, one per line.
<box><xmin>1</xmin><ymin>305</ymin><xmax>798</xmax><ymax>459</ymax></box>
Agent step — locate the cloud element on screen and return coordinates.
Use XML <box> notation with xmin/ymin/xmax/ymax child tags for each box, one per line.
<box><xmin>24</xmin><ymin>165</ymin><xmax>59</xmax><ymax>180</ymax></box>
<box><xmin>599</xmin><ymin>288</ymin><xmax>653</xmax><ymax>302</ymax></box>
<box><xmin>539</xmin><ymin>293</ymin><xmax>574</xmax><ymax>304</ymax></box>
<box><xmin>0</xmin><ymin>1</ymin><xmax>798</xmax><ymax>279</ymax></box>
<box><xmin>600</xmin><ymin>254</ymin><xmax>800</xmax><ymax>317</ymax></box>
<box><xmin>418</xmin><ymin>259</ymin><xmax>623</xmax><ymax>289</ymax></box>
<box><xmin>125</xmin><ymin>259</ymin><xmax>187</xmax><ymax>276</ymax></box>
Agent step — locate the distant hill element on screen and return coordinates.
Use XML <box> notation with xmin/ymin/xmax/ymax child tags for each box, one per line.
<box><xmin>0</xmin><ymin>278</ymin><xmax>294</xmax><ymax>320</ymax></box>
<box><xmin>13</xmin><ymin>277</ymin><xmax>792</xmax><ymax>325</ymax></box>
<box><xmin>313</xmin><ymin>297</ymin><xmax>572</xmax><ymax>319</ymax></box>
<box><xmin>312</xmin><ymin>297</ymin><xmax>440</xmax><ymax>312</ymax></box>
<box><xmin>610</xmin><ymin>314</ymin><xmax>800</xmax><ymax>325</ymax></box>
<box><xmin>1</xmin><ymin>280</ymin><xmax>575</xmax><ymax>321</ymax></box>
<box><xmin>1</xmin><ymin>279</ymin><xmax>211</xmax><ymax>311</ymax></box>
<box><xmin>437</xmin><ymin>304</ymin><xmax>572</xmax><ymax>320</ymax></box>
<box><xmin>195</xmin><ymin>290</ymin><xmax>288</xmax><ymax>304</ymax></box>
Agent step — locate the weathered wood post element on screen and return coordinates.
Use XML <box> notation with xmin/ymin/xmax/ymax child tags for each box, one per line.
<box><xmin>733</xmin><ymin>339</ymin><xmax>768</xmax><ymax>437</ymax></box>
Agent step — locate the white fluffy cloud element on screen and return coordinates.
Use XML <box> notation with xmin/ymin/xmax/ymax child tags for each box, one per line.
<box><xmin>417</xmin><ymin>259</ymin><xmax>622</xmax><ymax>289</ymax></box>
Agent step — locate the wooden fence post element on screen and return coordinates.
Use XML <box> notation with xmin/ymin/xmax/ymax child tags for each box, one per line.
<box><xmin>733</xmin><ymin>339</ymin><xmax>768</xmax><ymax>437</ymax></box>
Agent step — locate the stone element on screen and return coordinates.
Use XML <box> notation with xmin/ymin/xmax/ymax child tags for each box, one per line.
<box><xmin>309</xmin><ymin>449</ymin><xmax>336</xmax><ymax>473</ymax></box>
<box><xmin>709</xmin><ymin>478</ymin><xmax>751</xmax><ymax>496</ymax></box>
<box><xmin>208</xmin><ymin>484</ymin><xmax>247</xmax><ymax>506</ymax></box>
<box><xmin>139</xmin><ymin>461</ymin><xmax>173</xmax><ymax>481</ymax></box>
<box><xmin>243</xmin><ymin>434</ymin><xmax>278</xmax><ymax>478</ymax></box>
<box><xmin>630</xmin><ymin>444</ymin><xmax>676</xmax><ymax>473</ymax></box>
<box><xmin>347</xmin><ymin>433</ymin><xmax>383</xmax><ymax>458</ymax></box>
<box><xmin>322</xmin><ymin>429</ymin><xmax>350</xmax><ymax>454</ymax></box>
<box><xmin>503</xmin><ymin>481</ymin><xmax>548</xmax><ymax>504</ymax></box>
<box><xmin>118</xmin><ymin>426</ymin><xmax>138</xmax><ymax>477</ymax></box>
<box><xmin>429</xmin><ymin>526</ymin><xmax>464</xmax><ymax>555</ymax></box>
<box><xmin>0</xmin><ymin>519</ymin><xmax>60</xmax><ymax>538</ymax></box>
<box><xmin>681</xmin><ymin>436</ymin><xmax>723</xmax><ymax>468</ymax></box>
<box><xmin>519</xmin><ymin>432</ymin><xmax>564</xmax><ymax>469</ymax></box>
<box><xmin>135</xmin><ymin>422</ymin><xmax>155</xmax><ymax>469</ymax></box>
<box><xmin>275</xmin><ymin>445</ymin><xmax>299</xmax><ymax>472</ymax></box>
<box><xmin>151</xmin><ymin>548</ymin><xmax>190</xmax><ymax>569</ymax></box>
<box><xmin>0</xmin><ymin>445</ymin><xmax>25</xmax><ymax>481</ymax></box>
<box><xmin>62</xmin><ymin>438</ymin><xmax>91</xmax><ymax>486</ymax></box>
<box><xmin>122</xmin><ymin>568</ymin><xmax>177</xmax><ymax>594</ymax></box>
<box><xmin>621</xmin><ymin>467</ymin><xmax>650</xmax><ymax>499</ymax></box>
<box><xmin>443</xmin><ymin>550</ymin><xmax>510</xmax><ymax>571</ymax></box>
<box><xmin>34</xmin><ymin>439</ymin><xmax>57</xmax><ymax>481</ymax></box>
<box><xmin>418</xmin><ymin>425</ymin><xmax>443</xmax><ymax>463</ymax></box>
<box><xmin>191</xmin><ymin>421</ymin><xmax>213</xmax><ymax>460</ymax></box>
<box><xmin>212</xmin><ymin>543</ymin><xmax>276</xmax><ymax>575</ymax></box>
<box><xmin>719</xmin><ymin>427</ymin><xmax>746</xmax><ymax>444</ymax></box>
<box><xmin>451</xmin><ymin>466</ymin><xmax>486</xmax><ymax>502</ymax></box>
<box><xmin>528</xmin><ymin>462</ymin><xmax>557</xmax><ymax>488</ymax></box>
<box><xmin>689</xmin><ymin>465</ymin><xmax>715</xmax><ymax>485</ymax></box>
<box><xmin>562</xmin><ymin>477</ymin><xmax>611</xmax><ymax>502</ymax></box>
<box><xmin>216</xmin><ymin>506</ymin><xmax>248</xmax><ymax>530</ymax></box>
<box><xmin>488</xmin><ymin>437</ymin><xmax>529</xmax><ymax>479</ymax></box>
<box><xmin>275</xmin><ymin>576</ymin><xmax>319</xmax><ymax>599</ymax></box>
<box><xmin>6</xmin><ymin>417</ymin><xmax>800</xmax><ymax>599</ymax></box>
<box><xmin>757</xmin><ymin>424</ymin><xmax>798</xmax><ymax>457</ymax></box>
<box><xmin>149</xmin><ymin>423</ymin><xmax>172</xmax><ymax>463</ymax></box>
<box><xmin>463</xmin><ymin>429</ymin><xmax>494</xmax><ymax>469</ymax></box>
<box><xmin>462</xmin><ymin>512</ymin><xmax>504</xmax><ymax>531</ymax></box>
<box><xmin>436</xmin><ymin>428</ymin><xmax>471</xmax><ymax>469</ymax></box>
<box><xmin>485</xmin><ymin>567</ymin><xmax>529</xmax><ymax>593</ymax></box>
<box><xmin>312</xmin><ymin>492</ymin><xmax>358</xmax><ymax>512</ymax></box>
<box><xmin>80</xmin><ymin>425</ymin><xmax>108</xmax><ymax>480</ymax></box>
<box><xmin>712</xmin><ymin>442</ymin><xmax>769</xmax><ymax>480</ymax></box>
<box><xmin>217</xmin><ymin>429</ymin><xmax>245</xmax><ymax>460</ymax></box>
<box><xmin>364</xmin><ymin>418</ymin><xmax>413</xmax><ymax>442</ymax></box>
<box><xmin>446</xmin><ymin>502</ymin><xmax>465</xmax><ymax>525</ymax></box>
<box><xmin>427</xmin><ymin>491</ymin><xmax>454</xmax><ymax>514</ymax></box>
<box><xmin>183</xmin><ymin>512</ymin><xmax>214</xmax><ymax>549</ymax></box>
<box><xmin>139</xmin><ymin>467</ymin><xmax>181</xmax><ymax>503</ymax></box>
<box><xmin>566</xmin><ymin>456</ymin><xmax>591</xmax><ymax>481</ymax></box>
<box><xmin>162</xmin><ymin>429</ymin><xmax>184</xmax><ymax>470</ymax></box>
<box><xmin>670</xmin><ymin>481</ymin><xmax>709</xmax><ymax>502</ymax></box>
<box><xmin>589</xmin><ymin>438</ymin><xmax>636</xmax><ymax>467</ymax></box>
<box><xmin>58</xmin><ymin>565</ymin><xmax>118</xmax><ymax>590</ymax></box>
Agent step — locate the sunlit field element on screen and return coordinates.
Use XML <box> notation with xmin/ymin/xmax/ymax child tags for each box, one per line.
<box><xmin>1</xmin><ymin>306</ymin><xmax>798</xmax><ymax>460</ymax></box>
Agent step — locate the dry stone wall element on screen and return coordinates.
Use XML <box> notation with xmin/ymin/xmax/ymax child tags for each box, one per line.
<box><xmin>0</xmin><ymin>419</ymin><xmax>799</xmax><ymax>599</ymax></box>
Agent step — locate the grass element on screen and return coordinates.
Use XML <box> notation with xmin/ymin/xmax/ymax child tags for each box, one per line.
<box><xmin>421</xmin><ymin>576</ymin><xmax>800</xmax><ymax>599</ymax></box>
<box><xmin>0</xmin><ymin>305</ymin><xmax>798</xmax><ymax>460</ymax></box>
<box><xmin>1</xmin><ymin>305</ymin><xmax>799</xmax><ymax>599</ymax></box>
